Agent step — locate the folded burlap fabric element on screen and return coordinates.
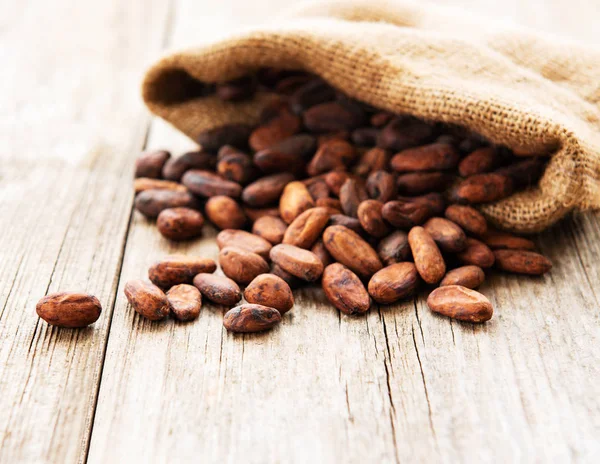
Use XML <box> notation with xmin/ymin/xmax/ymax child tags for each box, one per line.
<box><xmin>142</xmin><ymin>0</ymin><xmax>600</xmax><ymax>233</ymax></box>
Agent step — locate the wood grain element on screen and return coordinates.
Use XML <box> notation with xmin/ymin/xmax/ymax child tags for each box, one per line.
<box><xmin>87</xmin><ymin>0</ymin><xmax>600</xmax><ymax>463</ymax></box>
<box><xmin>1</xmin><ymin>0</ymin><xmax>599</xmax><ymax>463</ymax></box>
<box><xmin>0</xmin><ymin>0</ymin><xmax>170</xmax><ymax>462</ymax></box>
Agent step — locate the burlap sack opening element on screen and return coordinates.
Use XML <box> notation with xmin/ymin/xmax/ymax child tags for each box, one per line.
<box><xmin>142</xmin><ymin>0</ymin><xmax>600</xmax><ymax>233</ymax></box>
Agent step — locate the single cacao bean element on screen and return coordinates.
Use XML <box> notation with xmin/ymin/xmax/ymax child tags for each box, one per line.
<box><xmin>378</xmin><ymin>231</ymin><xmax>411</xmax><ymax>265</ymax></box>
<box><xmin>307</xmin><ymin>139</ymin><xmax>356</xmax><ymax>176</ymax></box>
<box><xmin>396</xmin><ymin>171</ymin><xmax>454</xmax><ymax>195</ymax></box>
<box><xmin>283</xmin><ymin>207</ymin><xmax>330</xmax><ymax>249</ymax></box>
<box><xmin>444</xmin><ymin>205</ymin><xmax>488</xmax><ymax>236</ymax></box>
<box><xmin>339</xmin><ymin>178</ymin><xmax>368</xmax><ymax>218</ymax></box>
<box><xmin>134</xmin><ymin>178</ymin><xmax>188</xmax><ymax>193</ymax></box>
<box><xmin>124</xmin><ymin>280</ymin><xmax>170</xmax><ymax>321</ymax></box>
<box><xmin>366</xmin><ymin>170</ymin><xmax>397</xmax><ymax>203</ymax></box>
<box><xmin>458</xmin><ymin>147</ymin><xmax>500</xmax><ymax>177</ymax></box>
<box><xmin>242</xmin><ymin>173</ymin><xmax>295</xmax><ymax>207</ymax></box>
<box><xmin>269</xmin><ymin>244</ymin><xmax>324</xmax><ymax>282</ymax></box>
<box><xmin>181</xmin><ymin>169</ymin><xmax>242</xmax><ymax>198</ymax></box>
<box><xmin>252</xmin><ymin>215</ymin><xmax>288</xmax><ymax>245</ymax></box>
<box><xmin>303</xmin><ymin>101</ymin><xmax>366</xmax><ymax>132</ymax></box>
<box><xmin>408</xmin><ymin>226</ymin><xmax>446</xmax><ymax>284</ymax></box>
<box><xmin>196</xmin><ymin>124</ymin><xmax>251</xmax><ymax>152</ymax></box>
<box><xmin>368</xmin><ymin>262</ymin><xmax>419</xmax><ymax>304</ymax></box>
<box><xmin>193</xmin><ymin>273</ymin><xmax>242</xmax><ymax>306</ymax></box>
<box><xmin>148</xmin><ymin>255</ymin><xmax>217</xmax><ymax>289</ymax></box>
<box><xmin>449</xmin><ymin>173</ymin><xmax>513</xmax><ymax>204</ymax></box>
<box><xmin>322</xmin><ymin>225</ymin><xmax>382</xmax><ymax>278</ymax></box>
<box><xmin>223</xmin><ymin>304</ymin><xmax>282</xmax><ymax>333</ymax></box>
<box><xmin>440</xmin><ymin>265</ymin><xmax>485</xmax><ymax>289</ymax></box>
<box><xmin>322</xmin><ymin>263</ymin><xmax>371</xmax><ymax>315</ymax></box>
<box><xmin>357</xmin><ymin>200</ymin><xmax>390</xmax><ymax>238</ymax></box>
<box><xmin>279</xmin><ymin>181</ymin><xmax>315</xmax><ymax>224</ymax></box>
<box><xmin>166</xmin><ymin>284</ymin><xmax>202</xmax><ymax>321</ymax></box>
<box><xmin>162</xmin><ymin>150</ymin><xmax>214</xmax><ymax>181</ymax></box>
<box><xmin>423</xmin><ymin>217</ymin><xmax>467</xmax><ymax>253</ymax></box>
<box><xmin>135</xmin><ymin>150</ymin><xmax>170</xmax><ymax>179</ymax></box>
<box><xmin>244</xmin><ymin>274</ymin><xmax>294</xmax><ymax>314</ymax></box>
<box><xmin>216</xmin><ymin>229</ymin><xmax>272</xmax><ymax>260</ymax></box>
<box><xmin>157</xmin><ymin>207</ymin><xmax>205</xmax><ymax>241</ymax></box>
<box><xmin>493</xmin><ymin>250</ymin><xmax>552</xmax><ymax>275</ymax></box>
<box><xmin>219</xmin><ymin>247</ymin><xmax>270</xmax><ymax>284</ymax></box>
<box><xmin>205</xmin><ymin>196</ymin><xmax>247</xmax><ymax>230</ymax></box>
<box><xmin>456</xmin><ymin>238</ymin><xmax>495</xmax><ymax>268</ymax></box>
<box><xmin>390</xmin><ymin>143</ymin><xmax>460</xmax><ymax>172</ymax></box>
<box><xmin>427</xmin><ymin>285</ymin><xmax>493</xmax><ymax>323</ymax></box>
<box><xmin>481</xmin><ymin>230</ymin><xmax>536</xmax><ymax>251</ymax></box>
<box><xmin>134</xmin><ymin>189</ymin><xmax>200</xmax><ymax>218</ymax></box>
<box><xmin>36</xmin><ymin>292</ymin><xmax>102</xmax><ymax>328</ymax></box>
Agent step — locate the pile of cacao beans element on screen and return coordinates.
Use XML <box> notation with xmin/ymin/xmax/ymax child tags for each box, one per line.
<box><xmin>36</xmin><ymin>68</ymin><xmax>553</xmax><ymax>331</ymax></box>
<box><xmin>126</xmin><ymin>68</ymin><xmax>553</xmax><ymax>333</ymax></box>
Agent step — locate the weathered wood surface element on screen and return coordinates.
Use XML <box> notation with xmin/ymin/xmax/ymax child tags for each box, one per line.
<box><xmin>1</xmin><ymin>0</ymin><xmax>599</xmax><ymax>463</ymax></box>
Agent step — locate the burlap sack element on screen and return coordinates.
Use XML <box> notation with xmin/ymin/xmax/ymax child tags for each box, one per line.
<box><xmin>142</xmin><ymin>0</ymin><xmax>600</xmax><ymax>233</ymax></box>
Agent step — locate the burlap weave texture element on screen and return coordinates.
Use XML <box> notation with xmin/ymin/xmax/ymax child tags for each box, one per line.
<box><xmin>142</xmin><ymin>0</ymin><xmax>600</xmax><ymax>233</ymax></box>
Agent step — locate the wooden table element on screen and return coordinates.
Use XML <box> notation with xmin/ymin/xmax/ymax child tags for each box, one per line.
<box><xmin>1</xmin><ymin>1</ymin><xmax>598</xmax><ymax>462</ymax></box>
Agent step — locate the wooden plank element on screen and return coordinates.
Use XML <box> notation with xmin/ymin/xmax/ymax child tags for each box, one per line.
<box><xmin>0</xmin><ymin>0</ymin><xmax>171</xmax><ymax>462</ymax></box>
<box><xmin>89</xmin><ymin>0</ymin><xmax>600</xmax><ymax>462</ymax></box>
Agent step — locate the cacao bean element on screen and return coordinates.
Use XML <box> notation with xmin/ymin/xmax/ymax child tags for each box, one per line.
<box><xmin>216</xmin><ymin>229</ymin><xmax>272</xmax><ymax>260</ymax></box>
<box><xmin>148</xmin><ymin>255</ymin><xmax>217</xmax><ymax>289</ymax></box>
<box><xmin>36</xmin><ymin>292</ymin><xmax>102</xmax><ymax>328</ymax></box>
<box><xmin>322</xmin><ymin>263</ymin><xmax>371</xmax><ymax>315</ymax></box>
<box><xmin>378</xmin><ymin>231</ymin><xmax>411</xmax><ymax>265</ymax></box>
<box><xmin>456</xmin><ymin>238</ymin><xmax>495</xmax><ymax>268</ymax></box>
<box><xmin>366</xmin><ymin>170</ymin><xmax>397</xmax><ymax>203</ymax></box>
<box><xmin>223</xmin><ymin>304</ymin><xmax>281</xmax><ymax>333</ymax></box>
<box><xmin>444</xmin><ymin>205</ymin><xmax>488</xmax><ymax>236</ymax></box>
<box><xmin>458</xmin><ymin>147</ymin><xmax>500</xmax><ymax>177</ymax></box>
<box><xmin>134</xmin><ymin>178</ymin><xmax>188</xmax><ymax>193</ymax></box>
<box><xmin>482</xmin><ymin>230</ymin><xmax>536</xmax><ymax>251</ymax></box>
<box><xmin>322</xmin><ymin>225</ymin><xmax>382</xmax><ymax>278</ymax></box>
<box><xmin>193</xmin><ymin>273</ymin><xmax>242</xmax><ymax>306</ymax></box>
<box><xmin>269</xmin><ymin>244</ymin><xmax>324</xmax><ymax>282</ymax></box>
<box><xmin>390</xmin><ymin>143</ymin><xmax>460</xmax><ymax>172</ymax></box>
<box><xmin>279</xmin><ymin>181</ymin><xmax>315</xmax><ymax>224</ymax></box>
<box><xmin>494</xmin><ymin>250</ymin><xmax>552</xmax><ymax>275</ymax></box>
<box><xmin>440</xmin><ymin>265</ymin><xmax>485</xmax><ymax>289</ymax></box>
<box><xmin>181</xmin><ymin>169</ymin><xmax>242</xmax><ymax>198</ymax></box>
<box><xmin>135</xmin><ymin>150</ymin><xmax>170</xmax><ymax>179</ymax></box>
<box><xmin>252</xmin><ymin>215</ymin><xmax>288</xmax><ymax>245</ymax></box>
<box><xmin>283</xmin><ymin>207</ymin><xmax>330</xmax><ymax>249</ymax></box>
<box><xmin>303</xmin><ymin>101</ymin><xmax>366</xmax><ymax>132</ymax></box>
<box><xmin>219</xmin><ymin>247</ymin><xmax>270</xmax><ymax>284</ymax></box>
<box><xmin>205</xmin><ymin>196</ymin><xmax>247</xmax><ymax>230</ymax></box>
<box><xmin>124</xmin><ymin>280</ymin><xmax>170</xmax><ymax>321</ymax></box>
<box><xmin>423</xmin><ymin>217</ymin><xmax>467</xmax><ymax>253</ymax></box>
<box><xmin>244</xmin><ymin>274</ymin><xmax>294</xmax><ymax>314</ymax></box>
<box><xmin>450</xmin><ymin>173</ymin><xmax>513</xmax><ymax>204</ymax></box>
<box><xmin>196</xmin><ymin>124</ymin><xmax>251</xmax><ymax>152</ymax></box>
<box><xmin>166</xmin><ymin>284</ymin><xmax>202</xmax><ymax>321</ymax></box>
<box><xmin>242</xmin><ymin>173</ymin><xmax>295</xmax><ymax>207</ymax></box>
<box><xmin>162</xmin><ymin>150</ymin><xmax>214</xmax><ymax>181</ymax></box>
<box><xmin>368</xmin><ymin>262</ymin><xmax>419</xmax><ymax>304</ymax></box>
<box><xmin>396</xmin><ymin>171</ymin><xmax>453</xmax><ymax>195</ymax></box>
<box><xmin>408</xmin><ymin>226</ymin><xmax>446</xmax><ymax>284</ymax></box>
<box><xmin>134</xmin><ymin>189</ymin><xmax>200</xmax><ymax>218</ymax></box>
<box><xmin>157</xmin><ymin>207</ymin><xmax>205</xmax><ymax>241</ymax></box>
<box><xmin>357</xmin><ymin>200</ymin><xmax>390</xmax><ymax>238</ymax></box>
<box><xmin>339</xmin><ymin>178</ymin><xmax>368</xmax><ymax>218</ymax></box>
<box><xmin>427</xmin><ymin>285</ymin><xmax>493</xmax><ymax>323</ymax></box>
